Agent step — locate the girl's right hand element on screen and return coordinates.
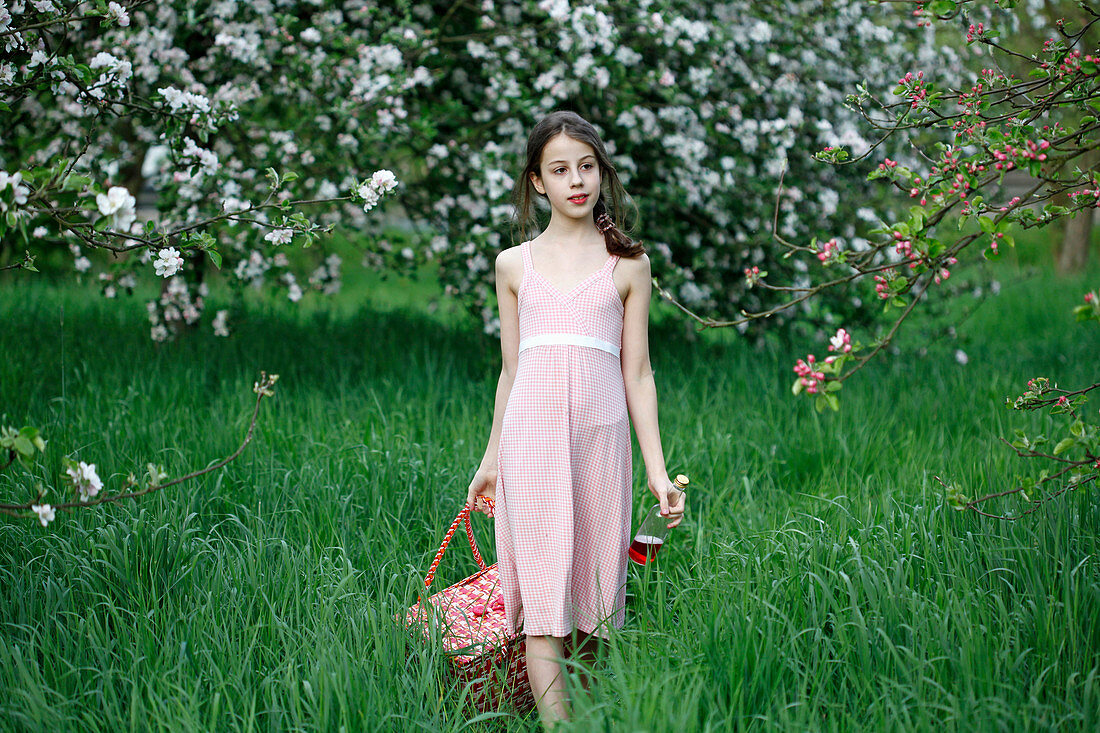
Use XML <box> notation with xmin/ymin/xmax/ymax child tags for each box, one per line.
<box><xmin>466</xmin><ymin>464</ymin><xmax>498</xmax><ymax>516</ymax></box>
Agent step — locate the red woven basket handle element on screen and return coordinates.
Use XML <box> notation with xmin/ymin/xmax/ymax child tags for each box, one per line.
<box><xmin>423</xmin><ymin>499</ymin><xmax>492</xmax><ymax>589</ymax></box>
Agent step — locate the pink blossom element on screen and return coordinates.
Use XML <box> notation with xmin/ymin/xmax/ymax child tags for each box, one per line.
<box><xmin>874</xmin><ymin>274</ymin><xmax>891</xmax><ymax>299</ymax></box>
<box><xmin>744</xmin><ymin>266</ymin><xmax>761</xmax><ymax>287</ymax></box>
<box><xmin>828</xmin><ymin>328</ymin><xmax>852</xmax><ymax>353</ymax></box>
<box><xmin>793</xmin><ymin>354</ymin><xmax>826</xmax><ymax>394</ymax></box>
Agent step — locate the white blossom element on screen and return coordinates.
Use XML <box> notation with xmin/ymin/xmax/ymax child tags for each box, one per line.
<box><xmin>370</xmin><ymin>169</ymin><xmax>398</xmax><ymax>192</ymax></box>
<box><xmin>32</xmin><ymin>504</ymin><xmax>55</xmax><ymax>527</ymax></box>
<box><xmin>264</xmin><ymin>228</ymin><xmax>293</xmax><ymax>245</ymax></box>
<box><xmin>0</xmin><ymin>171</ymin><xmax>30</xmax><ymax>213</ymax></box>
<box><xmin>95</xmin><ymin>186</ymin><xmax>137</xmax><ymax>230</ymax></box>
<box><xmin>153</xmin><ymin>247</ymin><xmax>184</xmax><ymax>278</ymax></box>
<box><xmin>107</xmin><ymin>1</ymin><xmax>129</xmax><ymax>26</ymax></box>
<box><xmin>212</xmin><ymin>309</ymin><xmax>230</xmax><ymax>337</ymax></box>
<box><xmin>66</xmin><ymin>461</ymin><xmax>103</xmax><ymax>501</ymax></box>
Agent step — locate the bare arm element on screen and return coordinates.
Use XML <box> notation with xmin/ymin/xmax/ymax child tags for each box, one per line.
<box><xmin>619</xmin><ymin>254</ymin><xmax>685</xmax><ymax>527</ymax></box>
<box><xmin>466</xmin><ymin>247</ymin><xmax>522</xmax><ymax>513</ymax></box>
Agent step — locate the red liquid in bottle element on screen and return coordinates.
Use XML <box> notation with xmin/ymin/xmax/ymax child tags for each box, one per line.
<box><xmin>628</xmin><ymin>535</ymin><xmax>664</xmax><ymax>565</ymax></box>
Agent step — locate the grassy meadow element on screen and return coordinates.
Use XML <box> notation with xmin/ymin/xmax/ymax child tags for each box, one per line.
<box><xmin>1</xmin><ymin>253</ymin><xmax>1099</xmax><ymax>731</ymax></box>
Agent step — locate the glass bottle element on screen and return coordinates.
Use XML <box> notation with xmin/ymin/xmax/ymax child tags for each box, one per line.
<box><xmin>628</xmin><ymin>474</ymin><xmax>688</xmax><ymax>565</ymax></box>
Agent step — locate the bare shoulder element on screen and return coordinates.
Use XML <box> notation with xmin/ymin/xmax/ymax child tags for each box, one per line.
<box><xmin>495</xmin><ymin>243</ymin><xmax>525</xmax><ymax>291</ymax></box>
<box><xmin>618</xmin><ymin>251</ymin><xmax>652</xmax><ymax>284</ymax></box>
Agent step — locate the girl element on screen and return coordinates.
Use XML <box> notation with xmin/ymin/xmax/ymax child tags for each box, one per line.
<box><xmin>466</xmin><ymin>110</ymin><xmax>685</xmax><ymax>724</ymax></box>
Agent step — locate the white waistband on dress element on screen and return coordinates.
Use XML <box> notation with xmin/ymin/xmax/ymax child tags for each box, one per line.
<box><xmin>518</xmin><ymin>333</ymin><xmax>621</xmax><ymax>357</ymax></box>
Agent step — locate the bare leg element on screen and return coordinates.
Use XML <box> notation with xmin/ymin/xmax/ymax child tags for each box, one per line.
<box><xmin>565</xmin><ymin>632</ymin><xmax>602</xmax><ymax>693</ymax></box>
<box><xmin>526</xmin><ymin>634</ymin><xmax>569</xmax><ymax>726</ymax></box>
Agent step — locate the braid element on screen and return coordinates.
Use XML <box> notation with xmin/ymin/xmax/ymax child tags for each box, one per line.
<box><xmin>592</xmin><ymin>197</ymin><xmax>645</xmax><ymax>258</ymax></box>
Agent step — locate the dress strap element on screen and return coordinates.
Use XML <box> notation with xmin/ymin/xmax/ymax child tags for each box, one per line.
<box><xmin>521</xmin><ymin>241</ymin><xmax>533</xmax><ymax>272</ymax></box>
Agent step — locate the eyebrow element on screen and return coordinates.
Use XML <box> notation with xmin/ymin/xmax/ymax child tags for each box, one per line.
<box><xmin>546</xmin><ymin>155</ymin><xmax>596</xmax><ymax>165</ymax></box>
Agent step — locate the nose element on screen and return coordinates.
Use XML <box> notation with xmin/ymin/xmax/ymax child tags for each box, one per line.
<box><xmin>570</xmin><ymin>168</ymin><xmax>583</xmax><ymax>186</ymax></box>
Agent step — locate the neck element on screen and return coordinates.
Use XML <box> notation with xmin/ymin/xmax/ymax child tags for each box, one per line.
<box><xmin>543</xmin><ymin>213</ymin><xmax>601</xmax><ymax>248</ymax></box>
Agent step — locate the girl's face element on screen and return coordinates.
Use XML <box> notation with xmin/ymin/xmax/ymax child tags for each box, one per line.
<box><xmin>529</xmin><ymin>132</ymin><xmax>602</xmax><ymax>223</ymax></box>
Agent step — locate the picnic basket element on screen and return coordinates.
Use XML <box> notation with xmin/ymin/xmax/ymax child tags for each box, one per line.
<box><xmin>404</xmin><ymin>502</ymin><xmax>535</xmax><ymax>712</ymax></box>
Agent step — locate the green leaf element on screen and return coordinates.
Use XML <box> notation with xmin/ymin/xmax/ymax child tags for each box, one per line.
<box><xmin>978</xmin><ymin>216</ymin><xmax>995</xmax><ymax>233</ymax></box>
<box><xmin>13</xmin><ymin>436</ymin><xmax>34</xmax><ymax>457</ymax></box>
<box><xmin>928</xmin><ymin>0</ymin><xmax>957</xmax><ymax>14</ymax></box>
<box><xmin>207</xmin><ymin>248</ymin><xmax>222</xmax><ymax>269</ymax></box>
<box><xmin>62</xmin><ymin>174</ymin><xmax>93</xmax><ymax>191</ymax></box>
<box><xmin>909</xmin><ymin>207</ymin><xmax>925</xmax><ymax>232</ymax></box>
<box><xmin>1053</xmin><ymin>437</ymin><xmax>1075</xmax><ymax>455</ymax></box>
<box><xmin>792</xmin><ymin>378</ymin><xmax>804</xmax><ymax>396</ymax></box>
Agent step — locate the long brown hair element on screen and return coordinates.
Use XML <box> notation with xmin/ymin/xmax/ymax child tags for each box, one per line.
<box><xmin>510</xmin><ymin>110</ymin><xmax>644</xmax><ymax>258</ymax></box>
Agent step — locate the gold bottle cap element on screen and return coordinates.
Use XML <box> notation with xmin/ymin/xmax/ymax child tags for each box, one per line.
<box><xmin>674</xmin><ymin>474</ymin><xmax>689</xmax><ymax>489</ymax></box>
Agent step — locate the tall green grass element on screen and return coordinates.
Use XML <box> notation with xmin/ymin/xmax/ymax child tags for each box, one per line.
<box><xmin>0</xmin><ymin>262</ymin><xmax>1098</xmax><ymax>731</ymax></box>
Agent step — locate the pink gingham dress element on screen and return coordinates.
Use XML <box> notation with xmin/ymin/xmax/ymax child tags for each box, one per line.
<box><xmin>494</xmin><ymin>241</ymin><xmax>633</xmax><ymax>639</ymax></box>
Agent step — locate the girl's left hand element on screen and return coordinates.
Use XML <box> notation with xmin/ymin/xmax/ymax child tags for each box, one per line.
<box><xmin>649</xmin><ymin>474</ymin><xmax>686</xmax><ymax>529</ymax></box>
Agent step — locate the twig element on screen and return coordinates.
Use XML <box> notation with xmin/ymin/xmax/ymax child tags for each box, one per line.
<box><xmin>937</xmin><ymin>474</ymin><xmax>1097</xmax><ymax>521</ymax></box>
<box><xmin>0</xmin><ymin>373</ymin><xmax>279</xmax><ymax>517</ymax></box>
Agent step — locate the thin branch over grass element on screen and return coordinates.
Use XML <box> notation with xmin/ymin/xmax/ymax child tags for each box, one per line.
<box><xmin>0</xmin><ymin>372</ymin><xmax>279</xmax><ymax>521</ymax></box>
